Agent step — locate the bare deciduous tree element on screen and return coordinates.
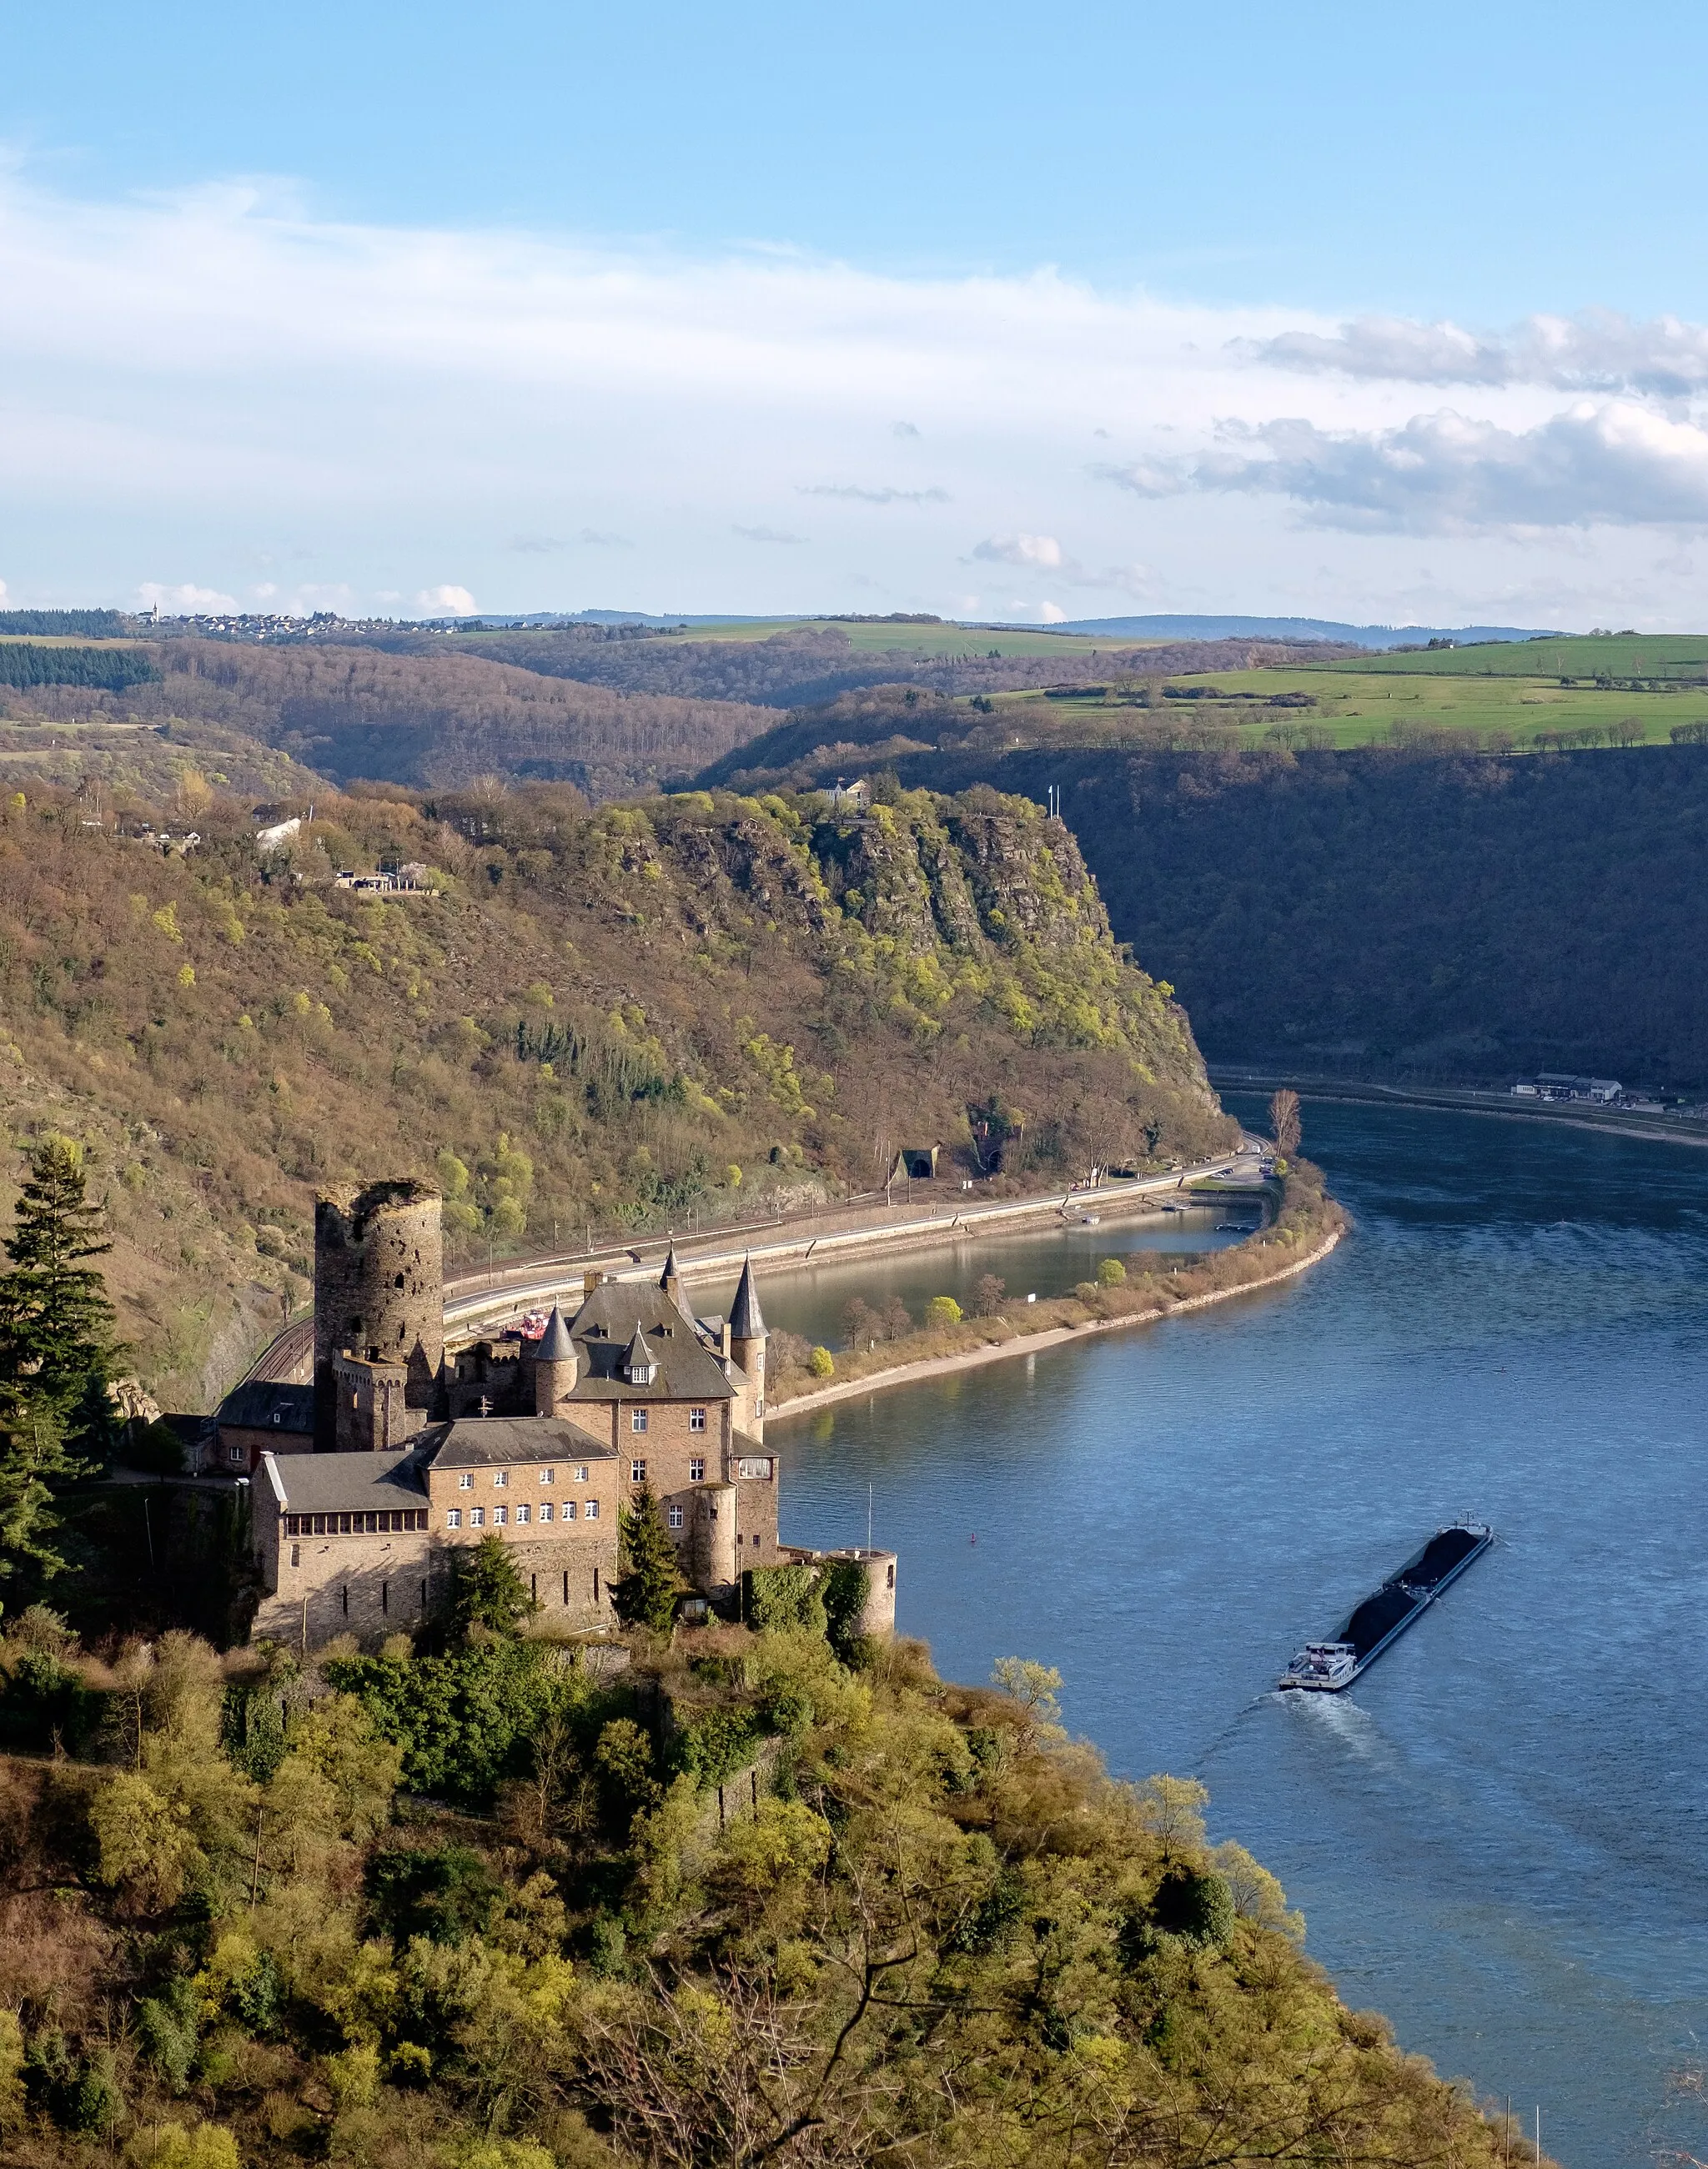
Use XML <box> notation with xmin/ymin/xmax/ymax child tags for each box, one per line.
<box><xmin>1270</xmin><ymin>1087</ymin><xmax>1302</xmax><ymax>1157</ymax></box>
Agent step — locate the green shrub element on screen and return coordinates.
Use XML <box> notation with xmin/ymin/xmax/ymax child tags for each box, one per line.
<box><xmin>325</xmin><ymin>1638</ymin><xmax>585</xmax><ymax>1806</ymax></box>
<box><xmin>746</xmin><ymin>1564</ymin><xmax>826</xmax><ymax>1636</ymax></box>
<box><xmin>819</xmin><ymin>1557</ymin><xmax>871</xmax><ymax>1662</ymax></box>
<box><xmin>367</xmin><ymin>1845</ymin><xmax>505</xmax><ymax>1947</ymax></box>
<box><xmin>1097</xmin><ymin>1256</ymin><xmax>1127</xmax><ymax>1286</ymax></box>
<box><xmin>0</xmin><ymin>1647</ymin><xmax>103</xmax><ymax>1755</ymax></box>
<box><xmin>807</xmin><ymin>1344</ymin><xmax>835</xmax><ymax>1378</ymax></box>
<box><xmin>926</xmin><ymin>1295</ymin><xmax>962</xmax><ymax>1325</ymax></box>
<box><xmin>138</xmin><ymin>1979</ymin><xmax>200</xmax><ymax>2091</ymax></box>
<box><xmin>1149</xmin><ymin>1864</ymin><xmax>1235</xmax><ymax>1948</ymax></box>
<box><xmin>675</xmin><ymin>1705</ymin><xmax>764</xmax><ymax>1788</ymax></box>
<box><xmin>594</xmin><ymin>1716</ymin><xmax>661</xmax><ymax>1822</ymax></box>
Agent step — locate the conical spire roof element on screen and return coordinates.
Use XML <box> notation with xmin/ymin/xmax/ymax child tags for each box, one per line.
<box><xmin>536</xmin><ymin>1303</ymin><xmax>575</xmax><ymax>1363</ymax></box>
<box><xmin>660</xmin><ymin>1244</ymin><xmax>681</xmax><ymax>1286</ymax></box>
<box><xmin>729</xmin><ymin>1254</ymin><xmax>766</xmax><ymax>1340</ymax></box>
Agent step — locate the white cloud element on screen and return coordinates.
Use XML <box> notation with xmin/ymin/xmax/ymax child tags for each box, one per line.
<box><xmin>799</xmin><ymin>485</ymin><xmax>950</xmax><ymax>504</ymax></box>
<box><xmin>6</xmin><ymin>168</ymin><xmax>1708</xmax><ymax>621</ymax></box>
<box><xmin>1247</xmin><ymin>309</ymin><xmax>1708</xmax><ymax>397</ymax></box>
<box><xmin>1039</xmin><ymin>601</ymin><xmax>1068</xmax><ymax>623</ymax></box>
<box><xmin>137</xmin><ymin>580</ymin><xmax>240</xmax><ymax>611</ymax></box>
<box><xmin>1108</xmin><ymin>401</ymin><xmax>1708</xmax><ymax>533</ymax></box>
<box><xmin>972</xmin><ymin>533</ymin><xmax>1068</xmax><ymax>568</ymax></box>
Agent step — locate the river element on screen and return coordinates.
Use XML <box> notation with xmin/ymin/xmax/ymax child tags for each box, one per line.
<box><xmin>771</xmin><ymin>1099</ymin><xmax>1708</xmax><ymax>2169</ymax></box>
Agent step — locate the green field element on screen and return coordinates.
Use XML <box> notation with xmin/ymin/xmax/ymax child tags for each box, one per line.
<box><xmin>1324</xmin><ymin>632</ymin><xmax>1708</xmax><ymax>680</ymax></box>
<box><xmin>973</xmin><ymin>664</ymin><xmax>1708</xmax><ymax>753</ymax></box>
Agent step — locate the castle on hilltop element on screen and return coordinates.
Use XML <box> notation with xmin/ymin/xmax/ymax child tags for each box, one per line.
<box><xmin>232</xmin><ymin>1178</ymin><xmax>894</xmax><ymax>1649</ymax></box>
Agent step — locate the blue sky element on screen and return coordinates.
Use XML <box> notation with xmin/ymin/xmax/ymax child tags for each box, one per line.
<box><xmin>8</xmin><ymin>1</ymin><xmax>1708</xmax><ymax>625</ymax></box>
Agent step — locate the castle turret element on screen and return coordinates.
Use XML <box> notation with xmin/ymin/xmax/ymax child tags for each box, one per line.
<box><xmin>531</xmin><ymin>1303</ymin><xmax>578</xmax><ymax>1416</ymax></box>
<box><xmin>728</xmin><ymin>1254</ymin><xmax>767</xmax><ymax>1436</ymax></box>
<box><xmin>314</xmin><ymin>1179</ymin><xmax>443</xmax><ymax>1450</ymax></box>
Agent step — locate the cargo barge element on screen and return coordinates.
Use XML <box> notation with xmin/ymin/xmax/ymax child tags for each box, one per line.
<box><xmin>1279</xmin><ymin>1520</ymin><xmax>1494</xmax><ymax>1691</ymax></box>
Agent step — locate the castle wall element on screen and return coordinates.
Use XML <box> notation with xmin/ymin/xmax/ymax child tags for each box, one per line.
<box><xmin>253</xmin><ymin>1518</ymin><xmax>617</xmax><ymax>1651</ymax></box>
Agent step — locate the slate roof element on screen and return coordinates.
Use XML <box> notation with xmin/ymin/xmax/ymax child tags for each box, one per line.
<box><xmin>418</xmin><ymin>1415</ymin><xmax>615</xmax><ymax>1469</ymax></box>
<box><xmin>568</xmin><ymin>1278</ymin><xmax>736</xmax><ymax>1401</ymax></box>
<box><xmin>264</xmin><ymin>1449</ymin><xmax>427</xmax><ymax>1512</ymax></box>
<box><xmin>218</xmin><ymin>1380</ymin><xmax>315</xmax><ymax>1434</ymax></box>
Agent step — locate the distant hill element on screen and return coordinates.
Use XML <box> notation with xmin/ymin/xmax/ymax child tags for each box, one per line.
<box><xmin>1052</xmin><ymin>615</ymin><xmax>1558</xmax><ymax>647</ymax></box>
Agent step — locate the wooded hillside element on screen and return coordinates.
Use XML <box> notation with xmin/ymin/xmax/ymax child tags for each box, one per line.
<box><xmin>3</xmin><ymin>646</ymin><xmax>773</xmax><ymax>803</ymax></box>
<box><xmin>0</xmin><ymin>1600</ymin><xmax>1532</xmax><ymax>2169</ymax></box>
<box><xmin>0</xmin><ymin>778</ymin><xmax>1223</xmax><ymax>1406</ymax></box>
<box><xmin>890</xmin><ymin>743</ymin><xmax>1708</xmax><ymax>1087</ymax></box>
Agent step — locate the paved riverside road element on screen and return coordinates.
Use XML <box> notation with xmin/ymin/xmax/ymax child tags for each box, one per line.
<box><xmin>239</xmin><ymin>1147</ymin><xmax>1263</xmax><ymax>1388</ymax></box>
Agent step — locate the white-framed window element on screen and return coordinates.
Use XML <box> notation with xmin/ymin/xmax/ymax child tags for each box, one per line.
<box><xmin>538</xmin><ymin>1501</ymin><xmax>553</xmax><ymax>1522</ymax></box>
<box><xmin>515</xmin><ymin>1504</ymin><xmax>530</xmax><ymax>1524</ymax></box>
<box><xmin>228</xmin><ymin>1443</ymin><xmax>244</xmax><ymax>1464</ymax></box>
<box><xmin>689</xmin><ymin>1458</ymin><xmax>705</xmax><ymax>1483</ymax></box>
<box><xmin>459</xmin><ymin>1473</ymin><xmax>473</xmax><ymax>1490</ymax></box>
<box><xmin>494</xmin><ymin>1505</ymin><xmax>507</xmax><ymax>1525</ymax></box>
<box><xmin>574</xmin><ymin>1464</ymin><xmax>588</xmax><ymax>1482</ymax></box>
<box><xmin>630</xmin><ymin>1408</ymin><xmax>649</xmax><ymax>1433</ymax></box>
<box><xmin>585</xmin><ymin>1499</ymin><xmax>599</xmax><ymax>1519</ymax></box>
<box><xmin>690</xmin><ymin>1406</ymin><xmax>706</xmax><ymax>1432</ymax></box>
<box><xmin>470</xmin><ymin>1507</ymin><xmax>485</xmax><ymax>1526</ymax></box>
<box><xmin>667</xmin><ymin>1504</ymin><xmax>684</xmax><ymax>1529</ymax></box>
<box><xmin>540</xmin><ymin>1467</ymin><xmax>555</xmax><ymax>1484</ymax></box>
<box><xmin>446</xmin><ymin>1509</ymin><xmax>461</xmax><ymax>1529</ymax></box>
<box><xmin>737</xmin><ymin>1457</ymin><xmax>773</xmax><ymax>1480</ymax></box>
<box><xmin>630</xmin><ymin>1459</ymin><xmax>646</xmax><ymax>1483</ymax></box>
<box><xmin>493</xmin><ymin>1470</ymin><xmax>508</xmax><ymax>1489</ymax></box>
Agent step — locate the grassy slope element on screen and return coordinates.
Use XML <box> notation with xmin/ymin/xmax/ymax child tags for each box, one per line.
<box><xmin>0</xmin><ymin>780</ymin><xmax>1226</xmax><ymax>1408</ymax></box>
<box><xmin>965</xmin><ymin>665</ymin><xmax>1708</xmax><ymax>752</ymax></box>
<box><xmin>1330</xmin><ymin>632</ymin><xmax>1708</xmax><ymax>678</ymax></box>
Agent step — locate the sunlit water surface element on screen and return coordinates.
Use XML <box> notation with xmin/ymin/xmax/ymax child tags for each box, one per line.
<box><xmin>771</xmin><ymin>1101</ymin><xmax>1708</xmax><ymax>2169</ymax></box>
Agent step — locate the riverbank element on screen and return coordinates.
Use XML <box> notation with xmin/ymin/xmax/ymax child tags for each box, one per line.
<box><xmin>771</xmin><ymin>1168</ymin><xmax>1344</xmax><ymax>1419</ymax></box>
<box><xmin>1208</xmin><ymin>1065</ymin><xmax>1708</xmax><ymax>1150</ymax></box>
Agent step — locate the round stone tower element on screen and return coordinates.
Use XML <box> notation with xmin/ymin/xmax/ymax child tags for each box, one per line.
<box><xmin>314</xmin><ymin>1178</ymin><xmax>443</xmax><ymax>1449</ymax></box>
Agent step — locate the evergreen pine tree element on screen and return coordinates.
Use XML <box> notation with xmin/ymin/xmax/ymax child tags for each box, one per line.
<box><xmin>452</xmin><ymin>1532</ymin><xmax>537</xmax><ymax>1637</ymax></box>
<box><xmin>0</xmin><ymin>1138</ymin><xmax>113</xmax><ymax>1602</ymax></box>
<box><xmin>0</xmin><ymin>1387</ymin><xmax>89</xmax><ymax>1600</ymax></box>
<box><xmin>0</xmin><ymin>1135</ymin><xmax>119</xmax><ymax>1434</ymax></box>
<box><xmin>614</xmin><ymin>1484</ymin><xmax>681</xmax><ymax>1631</ymax></box>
